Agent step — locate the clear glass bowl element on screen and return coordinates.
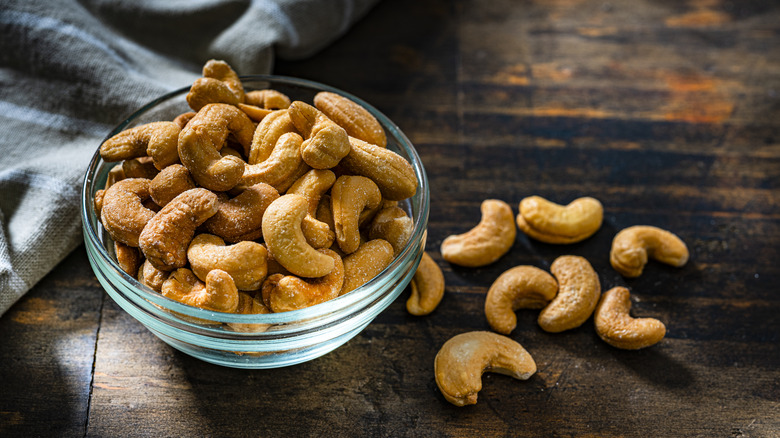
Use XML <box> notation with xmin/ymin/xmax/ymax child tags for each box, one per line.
<box><xmin>81</xmin><ymin>75</ymin><xmax>429</xmax><ymax>369</ymax></box>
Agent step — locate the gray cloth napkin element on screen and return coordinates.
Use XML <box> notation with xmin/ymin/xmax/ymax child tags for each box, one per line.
<box><xmin>0</xmin><ymin>0</ymin><xmax>379</xmax><ymax>316</ymax></box>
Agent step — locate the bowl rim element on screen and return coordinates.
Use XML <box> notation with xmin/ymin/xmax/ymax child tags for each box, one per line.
<box><xmin>80</xmin><ymin>74</ymin><xmax>429</xmax><ymax>326</ymax></box>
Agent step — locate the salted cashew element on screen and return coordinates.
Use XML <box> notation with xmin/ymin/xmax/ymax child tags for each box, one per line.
<box><xmin>149</xmin><ymin>164</ymin><xmax>196</xmax><ymax>207</ymax></box>
<box><xmin>484</xmin><ymin>266</ymin><xmax>558</xmax><ymax>334</ymax></box>
<box><xmin>173</xmin><ymin>111</ymin><xmax>196</xmax><ymax>129</ymax></box>
<box><xmin>407</xmin><ymin>251</ymin><xmax>445</xmax><ymax>316</ymax></box>
<box><xmin>241</xmin><ymin>132</ymin><xmax>311</xmax><ymax>192</ymax></box>
<box><xmin>99</xmin><ymin>121</ymin><xmax>181</xmax><ymax>170</ymax></box>
<box><xmin>262</xmin><ymin>194</ymin><xmax>335</xmax><ymax>278</ymax></box>
<box><xmin>610</xmin><ymin>225</ymin><xmax>689</xmax><ymax>278</ymax></box>
<box><xmin>263</xmin><ymin>249</ymin><xmax>344</xmax><ymax>312</ymax></box>
<box><xmin>248</xmin><ymin>109</ymin><xmax>296</xmax><ymax>164</ymax></box>
<box><xmin>137</xmin><ymin>259</ymin><xmax>168</xmax><ymax>292</ymax></box>
<box><xmin>341</xmin><ymin>239</ymin><xmax>395</xmax><ymax>295</ymax></box>
<box><xmin>338</xmin><ymin>137</ymin><xmax>417</xmax><ymax>201</ymax></box>
<box><xmin>187</xmin><ymin>78</ymin><xmax>241</xmax><ymax>111</ymax></box>
<box><xmin>178</xmin><ymin>103</ymin><xmax>254</xmax><ymax>191</ymax></box>
<box><xmin>516</xmin><ymin>196</ymin><xmax>603</xmax><ymax>244</ymax></box>
<box><xmin>368</xmin><ymin>206</ymin><xmax>414</xmax><ymax>256</ymax></box>
<box><xmin>204</xmin><ymin>183</ymin><xmax>279</xmax><ymax>242</ymax></box>
<box><xmin>202</xmin><ymin>59</ymin><xmax>245</xmax><ymax>103</ymax></box>
<box><xmin>94</xmin><ymin>164</ymin><xmax>125</xmax><ymax>215</ymax></box>
<box><xmin>314</xmin><ymin>91</ymin><xmax>387</xmax><ymax>148</ymax></box>
<box><xmin>538</xmin><ymin>255</ymin><xmax>601</xmax><ymax>333</ymax></box>
<box><xmin>288</xmin><ymin>100</ymin><xmax>351</xmax><ymax>169</ymax></box>
<box><xmin>138</xmin><ymin>188</ymin><xmax>219</xmax><ymax>271</ymax></box>
<box><xmin>100</xmin><ymin>178</ymin><xmax>157</xmax><ymax>247</ymax></box>
<box><xmin>122</xmin><ymin>156</ymin><xmax>159</xmax><ymax>180</ymax></box>
<box><xmin>434</xmin><ymin>331</ymin><xmax>537</xmax><ymax>407</ymax></box>
<box><xmin>300</xmin><ymin>215</ymin><xmax>336</xmax><ymax>249</ymax></box>
<box><xmin>161</xmin><ymin>268</ymin><xmax>239</xmax><ymax>313</ymax></box>
<box><xmin>331</xmin><ymin>175</ymin><xmax>382</xmax><ymax>254</ymax></box>
<box><xmin>187</xmin><ymin>234</ymin><xmax>268</xmax><ymax>291</ymax></box>
<box><xmin>594</xmin><ymin>286</ymin><xmax>666</xmax><ymax>349</ymax></box>
<box><xmin>228</xmin><ymin>292</ymin><xmax>273</xmax><ymax>333</ymax></box>
<box><xmin>238</xmin><ymin>103</ymin><xmax>272</xmax><ymax>122</ymax></box>
<box><xmin>245</xmin><ymin>89</ymin><xmax>292</xmax><ymax>110</ymax></box>
<box><xmin>440</xmin><ymin>199</ymin><xmax>516</xmax><ymax>267</ymax></box>
<box><xmin>114</xmin><ymin>241</ymin><xmax>142</xmax><ymax>276</ymax></box>
<box><xmin>287</xmin><ymin>169</ymin><xmax>337</xmax><ymax>214</ymax></box>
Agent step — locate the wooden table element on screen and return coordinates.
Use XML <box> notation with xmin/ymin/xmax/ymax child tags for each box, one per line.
<box><xmin>2</xmin><ymin>0</ymin><xmax>779</xmax><ymax>436</ymax></box>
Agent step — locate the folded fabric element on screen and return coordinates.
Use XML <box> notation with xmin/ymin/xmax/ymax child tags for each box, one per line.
<box><xmin>0</xmin><ymin>0</ymin><xmax>380</xmax><ymax>316</ymax></box>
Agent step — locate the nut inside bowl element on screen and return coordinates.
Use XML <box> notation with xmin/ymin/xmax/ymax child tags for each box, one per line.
<box><xmin>81</xmin><ymin>75</ymin><xmax>429</xmax><ymax>369</ymax></box>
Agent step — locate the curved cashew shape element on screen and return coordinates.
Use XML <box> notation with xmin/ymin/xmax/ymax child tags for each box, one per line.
<box><xmin>137</xmin><ymin>259</ymin><xmax>168</xmax><ymax>292</ymax></box>
<box><xmin>300</xmin><ymin>215</ymin><xmax>336</xmax><ymax>249</ymax></box>
<box><xmin>187</xmin><ymin>234</ymin><xmax>268</xmax><ymax>291</ymax></box>
<box><xmin>173</xmin><ymin>111</ymin><xmax>196</xmax><ymax>129</ymax></box>
<box><xmin>149</xmin><ymin>164</ymin><xmax>196</xmax><ymax>207</ymax></box>
<box><xmin>139</xmin><ymin>188</ymin><xmax>219</xmax><ymax>271</ymax></box>
<box><xmin>178</xmin><ymin>103</ymin><xmax>254</xmax><ymax>191</ymax></box>
<box><xmin>341</xmin><ymin>239</ymin><xmax>395</xmax><ymax>295</ymax></box>
<box><xmin>440</xmin><ymin>199</ymin><xmax>516</xmax><ymax>267</ymax></box>
<box><xmin>263</xmin><ymin>249</ymin><xmax>344</xmax><ymax>312</ymax></box>
<box><xmin>484</xmin><ymin>266</ymin><xmax>558</xmax><ymax>334</ymax></box>
<box><xmin>186</xmin><ymin>78</ymin><xmax>241</xmax><ymax>111</ymax></box>
<box><xmin>122</xmin><ymin>156</ymin><xmax>159</xmax><ymax>180</ymax></box>
<box><xmin>241</xmin><ymin>132</ymin><xmax>310</xmax><ymax>193</ymax></box>
<box><xmin>610</xmin><ymin>225</ymin><xmax>689</xmax><ymax>278</ymax></box>
<box><xmin>339</xmin><ymin>137</ymin><xmax>417</xmax><ymax>201</ymax></box>
<box><xmin>114</xmin><ymin>242</ymin><xmax>142</xmax><ymax>276</ymax></box>
<box><xmin>99</xmin><ymin>121</ymin><xmax>181</xmax><ymax>170</ymax></box>
<box><xmin>407</xmin><ymin>251</ymin><xmax>445</xmax><ymax>316</ymax></box>
<box><xmin>516</xmin><ymin>196</ymin><xmax>603</xmax><ymax>244</ymax></box>
<box><xmin>245</xmin><ymin>89</ymin><xmax>291</xmax><ymax>110</ymax></box>
<box><xmin>314</xmin><ymin>91</ymin><xmax>387</xmax><ymax>148</ymax></box>
<box><xmin>434</xmin><ymin>331</ymin><xmax>537</xmax><ymax>407</ymax></box>
<box><xmin>538</xmin><ymin>255</ymin><xmax>601</xmax><ymax>333</ymax></box>
<box><xmin>202</xmin><ymin>59</ymin><xmax>245</xmax><ymax>103</ymax></box>
<box><xmin>228</xmin><ymin>292</ymin><xmax>273</xmax><ymax>333</ymax></box>
<box><xmin>262</xmin><ymin>194</ymin><xmax>335</xmax><ymax>278</ymax></box>
<box><xmin>288</xmin><ymin>101</ymin><xmax>351</xmax><ymax>169</ymax></box>
<box><xmin>204</xmin><ymin>183</ymin><xmax>279</xmax><ymax>242</ymax></box>
<box><xmin>368</xmin><ymin>206</ymin><xmax>414</xmax><ymax>256</ymax></box>
<box><xmin>161</xmin><ymin>268</ymin><xmax>239</xmax><ymax>313</ymax></box>
<box><xmin>594</xmin><ymin>286</ymin><xmax>666</xmax><ymax>349</ymax></box>
<box><xmin>331</xmin><ymin>175</ymin><xmax>382</xmax><ymax>254</ymax></box>
<box><xmin>100</xmin><ymin>178</ymin><xmax>157</xmax><ymax>247</ymax></box>
<box><xmin>287</xmin><ymin>169</ymin><xmax>337</xmax><ymax>214</ymax></box>
<box><xmin>248</xmin><ymin>109</ymin><xmax>297</xmax><ymax>164</ymax></box>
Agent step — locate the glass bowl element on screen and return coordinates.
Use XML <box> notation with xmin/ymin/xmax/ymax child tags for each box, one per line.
<box><xmin>81</xmin><ymin>75</ymin><xmax>429</xmax><ymax>369</ymax></box>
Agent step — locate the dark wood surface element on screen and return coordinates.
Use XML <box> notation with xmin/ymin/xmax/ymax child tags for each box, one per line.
<box><xmin>2</xmin><ymin>0</ymin><xmax>779</xmax><ymax>436</ymax></box>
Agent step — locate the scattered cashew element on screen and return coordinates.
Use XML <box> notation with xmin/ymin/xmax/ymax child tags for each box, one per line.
<box><xmin>338</xmin><ymin>136</ymin><xmax>417</xmax><ymax>201</ymax></box>
<box><xmin>245</xmin><ymin>89</ymin><xmax>291</xmax><ymax>110</ymax></box>
<box><xmin>516</xmin><ymin>196</ymin><xmax>603</xmax><ymax>244</ymax></box>
<box><xmin>149</xmin><ymin>164</ymin><xmax>196</xmax><ymax>207</ymax></box>
<box><xmin>314</xmin><ymin>91</ymin><xmax>387</xmax><ymax>148</ymax></box>
<box><xmin>594</xmin><ymin>286</ymin><xmax>666</xmax><ymax>349</ymax></box>
<box><xmin>228</xmin><ymin>292</ymin><xmax>273</xmax><ymax>333</ymax></box>
<box><xmin>288</xmin><ymin>100</ymin><xmax>351</xmax><ymax>169</ymax></box>
<box><xmin>440</xmin><ymin>199</ymin><xmax>516</xmax><ymax>267</ymax></box>
<box><xmin>407</xmin><ymin>252</ymin><xmax>445</xmax><ymax>316</ymax></box>
<box><xmin>341</xmin><ymin>239</ymin><xmax>395</xmax><ymax>295</ymax></box>
<box><xmin>99</xmin><ymin>121</ymin><xmax>181</xmax><ymax>170</ymax></box>
<box><xmin>610</xmin><ymin>225</ymin><xmax>689</xmax><ymax>278</ymax></box>
<box><xmin>368</xmin><ymin>206</ymin><xmax>414</xmax><ymax>256</ymax></box>
<box><xmin>161</xmin><ymin>268</ymin><xmax>239</xmax><ymax>313</ymax></box>
<box><xmin>434</xmin><ymin>331</ymin><xmax>537</xmax><ymax>407</ymax></box>
<box><xmin>263</xmin><ymin>249</ymin><xmax>345</xmax><ymax>312</ymax></box>
<box><xmin>538</xmin><ymin>255</ymin><xmax>601</xmax><ymax>333</ymax></box>
<box><xmin>100</xmin><ymin>178</ymin><xmax>157</xmax><ymax>247</ymax></box>
<box><xmin>204</xmin><ymin>183</ymin><xmax>279</xmax><ymax>242</ymax></box>
<box><xmin>484</xmin><ymin>265</ymin><xmax>558</xmax><ymax>334</ymax></box>
<box><xmin>137</xmin><ymin>259</ymin><xmax>168</xmax><ymax>292</ymax></box>
<box><xmin>187</xmin><ymin>234</ymin><xmax>268</xmax><ymax>291</ymax></box>
<box><xmin>331</xmin><ymin>175</ymin><xmax>382</xmax><ymax>254</ymax></box>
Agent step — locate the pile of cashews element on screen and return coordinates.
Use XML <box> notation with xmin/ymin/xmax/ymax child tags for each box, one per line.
<box><xmin>432</xmin><ymin>196</ymin><xmax>689</xmax><ymax>406</ymax></box>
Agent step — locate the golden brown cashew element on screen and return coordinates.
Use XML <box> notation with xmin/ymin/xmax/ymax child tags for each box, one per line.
<box><xmin>99</xmin><ymin>121</ymin><xmax>181</xmax><ymax>170</ymax></box>
<box><xmin>368</xmin><ymin>206</ymin><xmax>414</xmax><ymax>256</ymax></box>
<box><xmin>516</xmin><ymin>196</ymin><xmax>603</xmax><ymax>244</ymax></box>
<box><xmin>237</xmin><ymin>103</ymin><xmax>272</xmax><ymax>123</ymax></box>
<box><xmin>228</xmin><ymin>292</ymin><xmax>273</xmax><ymax>333</ymax></box>
<box><xmin>114</xmin><ymin>242</ymin><xmax>142</xmax><ymax>276</ymax></box>
<box><xmin>204</xmin><ymin>183</ymin><xmax>279</xmax><ymax>242</ymax></box>
<box><xmin>434</xmin><ymin>331</ymin><xmax>537</xmax><ymax>407</ymax></box>
<box><xmin>287</xmin><ymin>169</ymin><xmax>337</xmax><ymax>214</ymax></box>
<box><xmin>202</xmin><ymin>59</ymin><xmax>245</xmax><ymax>103</ymax></box>
<box><xmin>331</xmin><ymin>175</ymin><xmax>382</xmax><ymax>254</ymax></box>
<box><xmin>161</xmin><ymin>268</ymin><xmax>239</xmax><ymax>313</ymax></box>
<box><xmin>248</xmin><ymin>109</ymin><xmax>297</xmax><ymax>164</ymax></box>
<box><xmin>440</xmin><ymin>199</ymin><xmax>516</xmax><ymax>267</ymax></box>
<box><xmin>138</xmin><ymin>188</ymin><xmax>219</xmax><ymax>271</ymax></box>
<box><xmin>187</xmin><ymin>234</ymin><xmax>268</xmax><ymax>291</ymax></box>
<box><xmin>288</xmin><ymin>101</ymin><xmax>351</xmax><ymax>169</ymax></box>
<box><xmin>610</xmin><ymin>225</ymin><xmax>689</xmax><ymax>278</ymax></box>
<box><xmin>407</xmin><ymin>252</ymin><xmax>445</xmax><ymax>316</ymax></box>
<box><xmin>314</xmin><ymin>91</ymin><xmax>387</xmax><ymax>148</ymax></box>
<box><xmin>137</xmin><ymin>259</ymin><xmax>167</xmax><ymax>292</ymax></box>
<box><xmin>338</xmin><ymin>137</ymin><xmax>417</xmax><ymax>201</ymax></box>
<box><xmin>187</xmin><ymin>78</ymin><xmax>241</xmax><ymax>111</ymax></box>
<box><xmin>594</xmin><ymin>286</ymin><xmax>666</xmax><ymax>349</ymax></box>
<box><xmin>262</xmin><ymin>194</ymin><xmax>335</xmax><ymax>278</ymax></box>
<box><xmin>122</xmin><ymin>156</ymin><xmax>159</xmax><ymax>180</ymax></box>
<box><xmin>178</xmin><ymin>103</ymin><xmax>254</xmax><ymax>191</ymax></box>
<box><xmin>538</xmin><ymin>255</ymin><xmax>601</xmax><ymax>333</ymax></box>
<box><xmin>484</xmin><ymin>266</ymin><xmax>558</xmax><ymax>334</ymax></box>
<box><xmin>341</xmin><ymin>239</ymin><xmax>395</xmax><ymax>295</ymax></box>
<box><xmin>241</xmin><ymin>132</ymin><xmax>311</xmax><ymax>193</ymax></box>
<box><xmin>172</xmin><ymin>111</ymin><xmax>196</xmax><ymax>129</ymax></box>
<box><xmin>149</xmin><ymin>164</ymin><xmax>196</xmax><ymax>207</ymax></box>
<box><xmin>100</xmin><ymin>178</ymin><xmax>157</xmax><ymax>247</ymax></box>
<box><xmin>264</xmin><ymin>249</ymin><xmax>345</xmax><ymax>312</ymax></box>
<box><xmin>245</xmin><ymin>89</ymin><xmax>291</xmax><ymax>110</ymax></box>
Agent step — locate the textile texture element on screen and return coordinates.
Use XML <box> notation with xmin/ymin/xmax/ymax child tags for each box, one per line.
<box><xmin>0</xmin><ymin>0</ymin><xmax>379</xmax><ymax>315</ymax></box>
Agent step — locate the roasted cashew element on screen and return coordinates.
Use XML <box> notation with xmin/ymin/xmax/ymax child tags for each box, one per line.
<box><xmin>484</xmin><ymin>265</ymin><xmax>558</xmax><ymax>334</ymax></box>
<box><xmin>187</xmin><ymin>78</ymin><xmax>241</xmax><ymax>111</ymax></box>
<box><xmin>149</xmin><ymin>164</ymin><xmax>196</xmax><ymax>207</ymax></box>
<box><xmin>100</xmin><ymin>178</ymin><xmax>157</xmax><ymax>247</ymax></box>
<box><xmin>122</xmin><ymin>156</ymin><xmax>159</xmax><ymax>180</ymax></box>
<box><xmin>228</xmin><ymin>292</ymin><xmax>273</xmax><ymax>333</ymax></box>
<box><xmin>287</xmin><ymin>169</ymin><xmax>337</xmax><ymax>215</ymax></box>
<box><xmin>262</xmin><ymin>194</ymin><xmax>335</xmax><ymax>278</ymax></box>
<box><xmin>288</xmin><ymin>100</ymin><xmax>351</xmax><ymax>169</ymax></box>
<box><xmin>300</xmin><ymin>214</ymin><xmax>336</xmax><ymax>249</ymax></box>
<box><xmin>248</xmin><ymin>109</ymin><xmax>296</xmax><ymax>164</ymax></box>
<box><xmin>407</xmin><ymin>251</ymin><xmax>445</xmax><ymax>316</ymax></box>
<box><xmin>245</xmin><ymin>89</ymin><xmax>291</xmax><ymax>110</ymax></box>
<box><xmin>241</xmin><ymin>132</ymin><xmax>311</xmax><ymax>192</ymax></box>
<box><xmin>610</xmin><ymin>225</ymin><xmax>689</xmax><ymax>278</ymax></box>
<box><xmin>202</xmin><ymin>59</ymin><xmax>245</xmax><ymax>103</ymax></box>
<box><xmin>204</xmin><ymin>183</ymin><xmax>279</xmax><ymax>242</ymax></box>
<box><xmin>263</xmin><ymin>249</ymin><xmax>344</xmax><ymax>312</ymax></box>
<box><xmin>161</xmin><ymin>268</ymin><xmax>239</xmax><ymax>313</ymax></box>
<box><xmin>138</xmin><ymin>188</ymin><xmax>219</xmax><ymax>271</ymax></box>
<box><xmin>516</xmin><ymin>196</ymin><xmax>603</xmax><ymax>244</ymax></box>
<box><xmin>338</xmin><ymin>136</ymin><xmax>417</xmax><ymax>201</ymax></box>
<box><xmin>99</xmin><ymin>121</ymin><xmax>181</xmax><ymax>170</ymax></box>
<box><xmin>538</xmin><ymin>255</ymin><xmax>601</xmax><ymax>333</ymax></box>
<box><xmin>594</xmin><ymin>286</ymin><xmax>666</xmax><ymax>349</ymax></box>
<box><xmin>440</xmin><ymin>199</ymin><xmax>516</xmax><ymax>267</ymax></box>
<box><xmin>368</xmin><ymin>206</ymin><xmax>414</xmax><ymax>256</ymax></box>
<box><xmin>341</xmin><ymin>239</ymin><xmax>394</xmax><ymax>295</ymax></box>
<box><xmin>187</xmin><ymin>234</ymin><xmax>268</xmax><ymax>291</ymax></box>
<box><xmin>331</xmin><ymin>175</ymin><xmax>382</xmax><ymax>254</ymax></box>
<box><xmin>314</xmin><ymin>91</ymin><xmax>387</xmax><ymax>148</ymax></box>
<box><xmin>434</xmin><ymin>331</ymin><xmax>537</xmax><ymax>407</ymax></box>
<box><xmin>172</xmin><ymin>111</ymin><xmax>196</xmax><ymax>129</ymax></box>
<box><xmin>137</xmin><ymin>259</ymin><xmax>167</xmax><ymax>292</ymax></box>
<box><xmin>178</xmin><ymin>103</ymin><xmax>254</xmax><ymax>191</ymax></box>
<box><xmin>114</xmin><ymin>241</ymin><xmax>142</xmax><ymax>276</ymax></box>
<box><xmin>237</xmin><ymin>103</ymin><xmax>272</xmax><ymax>123</ymax></box>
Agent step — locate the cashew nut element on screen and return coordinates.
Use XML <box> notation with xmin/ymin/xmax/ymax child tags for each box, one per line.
<box><xmin>241</xmin><ymin>132</ymin><xmax>311</xmax><ymax>193</ymax></box>
<box><xmin>440</xmin><ymin>199</ymin><xmax>516</xmax><ymax>267</ymax></box>
<box><xmin>338</xmin><ymin>136</ymin><xmax>417</xmax><ymax>201</ymax></box>
<box><xmin>173</xmin><ymin>111</ymin><xmax>196</xmax><ymax>129</ymax></box>
<box><xmin>245</xmin><ymin>89</ymin><xmax>291</xmax><ymax>110</ymax></box>
<box><xmin>484</xmin><ymin>266</ymin><xmax>558</xmax><ymax>334</ymax></box>
<box><xmin>202</xmin><ymin>59</ymin><xmax>245</xmax><ymax>103</ymax></box>
<box><xmin>341</xmin><ymin>239</ymin><xmax>395</xmax><ymax>295</ymax></box>
<box><xmin>122</xmin><ymin>156</ymin><xmax>159</xmax><ymax>180</ymax></box>
<box><xmin>114</xmin><ymin>241</ymin><xmax>142</xmax><ymax>276</ymax></box>
<box><xmin>594</xmin><ymin>286</ymin><xmax>666</xmax><ymax>349</ymax></box>
<box><xmin>228</xmin><ymin>292</ymin><xmax>273</xmax><ymax>333</ymax></box>
<box><xmin>368</xmin><ymin>206</ymin><xmax>414</xmax><ymax>256</ymax></box>
<box><xmin>149</xmin><ymin>164</ymin><xmax>196</xmax><ymax>207</ymax></box>
<box><xmin>407</xmin><ymin>251</ymin><xmax>445</xmax><ymax>316</ymax></box>
<box><xmin>287</xmin><ymin>169</ymin><xmax>337</xmax><ymax>215</ymax></box>
<box><xmin>263</xmin><ymin>249</ymin><xmax>344</xmax><ymax>312</ymax></box>
<box><xmin>138</xmin><ymin>188</ymin><xmax>219</xmax><ymax>271</ymax></box>
<box><xmin>610</xmin><ymin>225</ymin><xmax>689</xmax><ymax>278</ymax></box>
<box><xmin>100</xmin><ymin>178</ymin><xmax>157</xmax><ymax>247</ymax></box>
<box><xmin>187</xmin><ymin>234</ymin><xmax>268</xmax><ymax>291</ymax></box>
<box><xmin>248</xmin><ymin>109</ymin><xmax>296</xmax><ymax>165</ymax></box>
<box><xmin>516</xmin><ymin>196</ymin><xmax>603</xmax><ymax>244</ymax></box>
<box><xmin>314</xmin><ymin>91</ymin><xmax>387</xmax><ymax>148</ymax></box>
<box><xmin>161</xmin><ymin>268</ymin><xmax>239</xmax><ymax>313</ymax></box>
<box><xmin>99</xmin><ymin>121</ymin><xmax>181</xmax><ymax>170</ymax></box>
<box><xmin>288</xmin><ymin>100</ymin><xmax>351</xmax><ymax>169</ymax></box>
<box><xmin>261</xmin><ymin>194</ymin><xmax>335</xmax><ymax>278</ymax></box>
<box><xmin>538</xmin><ymin>255</ymin><xmax>601</xmax><ymax>333</ymax></box>
<box><xmin>434</xmin><ymin>331</ymin><xmax>537</xmax><ymax>407</ymax></box>
<box><xmin>187</xmin><ymin>78</ymin><xmax>241</xmax><ymax>111</ymax></box>
<box><xmin>331</xmin><ymin>175</ymin><xmax>382</xmax><ymax>254</ymax></box>
<box><xmin>137</xmin><ymin>259</ymin><xmax>167</xmax><ymax>292</ymax></box>
<box><xmin>204</xmin><ymin>183</ymin><xmax>279</xmax><ymax>242</ymax></box>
